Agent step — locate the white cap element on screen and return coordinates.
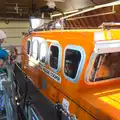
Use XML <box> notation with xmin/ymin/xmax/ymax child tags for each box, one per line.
<box><xmin>0</xmin><ymin>30</ymin><xmax>6</xmax><ymax>40</ymax></box>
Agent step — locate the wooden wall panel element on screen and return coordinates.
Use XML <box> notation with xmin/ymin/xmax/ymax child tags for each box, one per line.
<box><xmin>66</xmin><ymin>5</ymin><xmax>120</xmax><ymax>29</ymax></box>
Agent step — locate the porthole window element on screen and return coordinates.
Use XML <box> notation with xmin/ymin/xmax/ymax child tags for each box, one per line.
<box><xmin>64</xmin><ymin>49</ymin><xmax>81</xmax><ymax>79</ymax></box>
<box><xmin>88</xmin><ymin>52</ymin><xmax>120</xmax><ymax>82</ymax></box>
<box><xmin>49</xmin><ymin>43</ymin><xmax>62</xmax><ymax>72</ymax></box>
<box><xmin>32</xmin><ymin>40</ymin><xmax>38</xmax><ymax>59</ymax></box>
<box><xmin>64</xmin><ymin>45</ymin><xmax>86</xmax><ymax>82</ymax></box>
<box><xmin>39</xmin><ymin>42</ymin><xmax>48</xmax><ymax>64</ymax></box>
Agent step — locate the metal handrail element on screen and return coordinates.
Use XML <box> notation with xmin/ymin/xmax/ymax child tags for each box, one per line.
<box><xmin>99</xmin><ymin>22</ymin><xmax>120</xmax><ymax>29</ymax></box>
<box><xmin>2</xmin><ymin>61</ymin><xmax>18</xmax><ymax>120</ymax></box>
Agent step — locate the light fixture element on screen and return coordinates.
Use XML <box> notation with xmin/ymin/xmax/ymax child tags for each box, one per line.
<box><xmin>51</xmin><ymin>9</ymin><xmax>79</xmax><ymax>18</ymax></box>
<box><xmin>30</xmin><ymin>18</ymin><xmax>44</xmax><ymax>29</ymax></box>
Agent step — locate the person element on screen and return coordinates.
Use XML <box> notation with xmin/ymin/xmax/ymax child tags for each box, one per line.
<box><xmin>0</xmin><ymin>30</ymin><xmax>6</xmax><ymax>45</ymax></box>
<box><xmin>0</xmin><ymin>30</ymin><xmax>17</xmax><ymax>66</ymax></box>
<box><xmin>0</xmin><ymin>30</ymin><xmax>8</xmax><ymax>67</ymax></box>
<box><xmin>0</xmin><ymin>30</ymin><xmax>8</xmax><ymax>114</ymax></box>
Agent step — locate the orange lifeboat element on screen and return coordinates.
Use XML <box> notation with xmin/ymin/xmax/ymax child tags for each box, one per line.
<box><xmin>21</xmin><ymin>22</ymin><xmax>120</xmax><ymax>120</ymax></box>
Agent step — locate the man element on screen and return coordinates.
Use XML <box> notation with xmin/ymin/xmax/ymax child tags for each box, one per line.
<box><xmin>0</xmin><ymin>30</ymin><xmax>8</xmax><ymax>113</ymax></box>
<box><xmin>0</xmin><ymin>30</ymin><xmax>8</xmax><ymax>60</ymax></box>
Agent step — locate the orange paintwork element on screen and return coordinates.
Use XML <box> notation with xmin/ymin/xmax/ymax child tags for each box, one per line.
<box><xmin>21</xmin><ymin>29</ymin><xmax>120</xmax><ymax>120</ymax></box>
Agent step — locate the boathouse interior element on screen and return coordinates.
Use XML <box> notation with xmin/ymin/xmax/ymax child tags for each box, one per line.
<box><xmin>0</xmin><ymin>0</ymin><xmax>120</xmax><ymax>120</ymax></box>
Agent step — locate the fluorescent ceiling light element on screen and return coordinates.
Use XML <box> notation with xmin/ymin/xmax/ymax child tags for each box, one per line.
<box><xmin>51</xmin><ymin>9</ymin><xmax>79</xmax><ymax>18</ymax></box>
<box><xmin>94</xmin><ymin>1</ymin><xmax>120</xmax><ymax>8</ymax></box>
<box><xmin>45</xmin><ymin>0</ymin><xmax>65</xmax><ymax>2</ymax></box>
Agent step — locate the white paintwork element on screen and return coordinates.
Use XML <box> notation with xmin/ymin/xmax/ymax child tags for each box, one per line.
<box><xmin>94</xmin><ymin>31</ymin><xmax>105</xmax><ymax>41</ymax></box>
<box><xmin>94</xmin><ymin>40</ymin><xmax>120</xmax><ymax>54</ymax></box>
<box><xmin>94</xmin><ymin>31</ymin><xmax>112</xmax><ymax>41</ymax></box>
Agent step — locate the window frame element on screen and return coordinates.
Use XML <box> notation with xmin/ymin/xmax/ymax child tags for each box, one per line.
<box><xmin>26</xmin><ymin>38</ymin><xmax>32</xmax><ymax>56</ymax></box>
<box><xmin>31</xmin><ymin>39</ymin><xmax>39</xmax><ymax>60</ymax></box>
<box><xmin>63</xmin><ymin>45</ymin><xmax>86</xmax><ymax>83</ymax></box>
<box><xmin>85</xmin><ymin>52</ymin><xmax>120</xmax><ymax>83</ymax></box>
<box><xmin>48</xmin><ymin>43</ymin><xmax>62</xmax><ymax>72</ymax></box>
<box><xmin>39</xmin><ymin>40</ymin><xmax>48</xmax><ymax>65</ymax></box>
<box><xmin>26</xmin><ymin>39</ymin><xmax>31</xmax><ymax>55</ymax></box>
<box><xmin>85</xmin><ymin>52</ymin><xmax>97</xmax><ymax>83</ymax></box>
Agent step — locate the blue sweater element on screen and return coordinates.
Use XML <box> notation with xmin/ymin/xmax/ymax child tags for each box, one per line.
<box><xmin>0</xmin><ymin>48</ymin><xmax>8</xmax><ymax>59</ymax></box>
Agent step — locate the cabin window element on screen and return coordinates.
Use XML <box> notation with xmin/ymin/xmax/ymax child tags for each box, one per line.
<box><xmin>64</xmin><ymin>45</ymin><xmax>85</xmax><ymax>82</ymax></box>
<box><xmin>39</xmin><ymin>42</ymin><xmax>48</xmax><ymax>63</ymax></box>
<box><xmin>49</xmin><ymin>44</ymin><xmax>62</xmax><ymax>72</ymax></box>
<box><xmin>32</xmin><ymin>40</ymin><xmax>38</xmax><ymax>59</ymax></box>
<box><xmin>89</xmin><ymin>52</ymin><xmax>120</xmax><ymax>82</ymax></box>
<box><xmin>27</xmin><ymin>40</ymin><xmax>31</xmax><ymax>55</ymax></box>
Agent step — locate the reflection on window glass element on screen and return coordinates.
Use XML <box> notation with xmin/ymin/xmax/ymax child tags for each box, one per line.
<box><xmin>27</xmin><ymin>40</ymin><xmax>30</xmax><ymax>55</ymax></box>
<box><xmin>64</xmin><ymin>49</ymin><xmax>81</xmax><ymax>79</ymax></box>
<box><xmin>32</xmin><ymin>40</ymin><xmax>38</xmax><ymax>59</ymax></box>
<box><xmin>50</xmin><ymin>46</ymin><xmax>59</xmax><ymax>70</ymax></box>
<box><xmin>40</xmin><ymin>43</ymin><xmax>47</xmax><ymax>63</ymax></box>
<box><xmin>90</xmin><ymin>52</ymin><xmax>120</xmax><ymax>82</ymax></box>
